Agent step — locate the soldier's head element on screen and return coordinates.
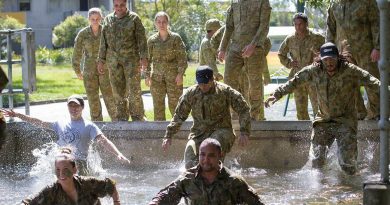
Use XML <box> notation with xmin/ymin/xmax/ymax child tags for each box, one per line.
<box><xmin>320</xmin><ymin>42</ymin><xmax>339</xmax><ymax>75</ymax></box>
<box><xmin>88</xmin><ymin>8</ymin><xmax>103</xmax><ymax>27</ymax></box>
<box><xmin>113</xmin><ymin>0</ymin><xmax>127</xmax><ymax>18</ymax></box>
<box><xmin>199</xmin><ymin>138</ymin><xmax>223</xmax><ymax>172</ymax></box>
<box><xmin>293</xmin><ymin>12</ymin><xmax>308</xmax><ymax>35</ymax></box>
<box><xmin>205</xmin><ymin>19</ymin><xmax>222</xmax><ymax>38</ymax></box>
<box><xmin>67</xmin><ymin>94</ymin><xmax>84</xmax><ymax>120</ymax></box>
<box><xmin>196</xmin><ymin>66</ymin><xmax>215</xmax><ymax>93</ymax></box>
<box><xmin>154</xmin><ymin>11</ymin><xmax>170</xmax><ymax>33</ymax></box>
<box><xmin>55</xmin><ymin>147</ymin><xmax>77</xmax><ymax>185</ymax></box>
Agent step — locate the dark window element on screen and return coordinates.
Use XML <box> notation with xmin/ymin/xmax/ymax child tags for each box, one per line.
<box><xmin>19</xmin><ymin>0</ymin><xmax>31</xmax><ymax>11</ymax></box>
<box><xmin>80</xmin><ymin>0</ymin><xmax>88</xmax><ymax>11</ymax></box>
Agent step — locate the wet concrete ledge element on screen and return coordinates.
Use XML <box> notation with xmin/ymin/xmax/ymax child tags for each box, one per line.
<box><xmin>0</xmin><ymin>120</ymin><xmax>380</xmax><ymax>170</ymax></box>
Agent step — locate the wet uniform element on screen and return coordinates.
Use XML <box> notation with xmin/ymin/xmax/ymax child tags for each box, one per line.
<box><xmin>278</xmin><ymin>29</ymin><xmax>325</xmax><ymax>120</ymax></box>
<box><xmin>98</xmin><ymin>10</ymin><xmax>147</xmax><ymax>121</ymax></box>
<box><xmin>326</xmin><ymin>0</ymin><xmax>380</xmax><ymax>119</ymax></box>
<box><xmin>149</xmin><ymin>164</ymin><xmax>264</xmax><ymax>205</ymax></box>
<box><xmin>165</xmin><ymin>81</ymin><xmax>251</xmax><ymax>168</ymax></box>
<box><xmin>72</xmin><ymin>25</ymin><xmax>116</xmax><ymax>121</ymax></box>
<box><xmin>21</xmin><ymin>175</ymin><xmax>116</xmax><ymax>205</ymax></box>
<box><xmin>219</xmin><ymin>0</ymin><xmax>271</xmax><ymax>120</ymax></box>
<box><xmin>146</xmin><ymin>31</ymin><xmax>187</xmax><ymax>121</ymax></box>
<box><xmin>271</xmin><ymin>61</ymin><xmax>380</xmax><ymax>174</ymax></box>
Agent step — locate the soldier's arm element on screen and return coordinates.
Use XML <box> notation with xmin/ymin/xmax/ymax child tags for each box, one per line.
<box><xmin>278</xmin><ymin>37</ymin><xmax>292</xmax><ymax>68</ymax></box>
<box><xmin>233</xmin><ymin>178</ymin><xmax>265</xmax><ymax>205</ymax></box>
<box><xmin>250</xmin><ymin>0</ymin><xmax>271</xmax><ymax>47</ymax></box>
<box><xmin>219</xmin><ymin>7</ymin><xmax>233</xmax><ymax>52</ymax></box>
<box><xmin>229</xmin><ymin>88</ymin><xmax>251</xmax><ymax>136</ymax></box>
<box><xmin>98</xmin><ymin>19</ymin><xmax>108</xmax><ymax>63</ymax></box>
<box><xmin>134</xmin><ymin>15</ymin><xmax>148</xmax><ymax>59</ymax></box>
<box><xmin>72</xmin><ymin>30</ymin><xmax>84</xmax><ymax>76</ymax></box>
<box><xmin>326</xmin><ymin>5</ymin><xmax>336</xmax><ymax>43</ymax></box>
<box><xmin>164</xmin><ymin>90</ymin><xmax>192</xmax><ymax>139</ymax></box>
<box><xmin>272</xmin><ymin>66</ymin><xmax>312</xmax><ymax>101</ymax></box>
<box><xmin>146</xmin><ymin>37</ymin><xmax>153</xmax><ymax>78</ymax></box>
<box><xmin>1</xmin><ymin>109</ymin><xmax>52</xmax><ymax>130</ymax></box>
<box><xmin>149</xmin><ymin>177</ymin><xmax>185</xmax><ymax>205</ymax></box>
<box><xmin>368</xmin><ymin>0</ymin><xmax>380</xmax><ymax>50</ymax></box>
<box><xmin>84</xmin><ymin>177</ymin><xmax>120</xmax><ymax>200</ymax></box>
<box><xmin>354</xmin><ymin>64</ymin><xmax>380</xmax><ymax>94</ymax></box>
<box><xmin>175</xmin><ymin>35</ymin><xmax>188</xmax><ymax>76</ymax></box>
<box><xmin>21</xmin><ymin>184</ymin><xmax>56</xmax><ymax>204</ymax></box>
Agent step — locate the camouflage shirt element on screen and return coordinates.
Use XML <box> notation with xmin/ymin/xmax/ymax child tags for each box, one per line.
<box><xmin>98</xmin><ymin>10</ymin><xmax>147</xmax><ymax>64</ymax></box>
<box><xmin>146</xmin><ymin>31</ymin><xmax>187</xmax><ymax>77</ymax></box>
<box><xmin>326</xmin><ymin>0</ymin><xmax>379</xmax><ymax>55</ymax></box>
<box><xmin>149</xmin><ymin>164</ymin><xmax>264</xmax><ymax>205</ymax></box>
<box><xmin>272</xmin><ymin>61</ymin><xmax>380</xmax><ymax>130</ymax></box>
<box><xmin>165</xmin><ymin>81</ymin><xmax>251</xmax><ymax>138</ymax></box>
<box><xmin>72</xmin><ymin>25</ymin><xmax>101</xmax><ymax>75</ymax></box>
<box><xmin>21</xmin><ymin>175</ymin><xmax>116</xmax><ymax>205</ymax></box>
<box><xmin>278</xmin><ymin>30</ymin><xmax>325</xmax><ymax>78</ymax></box>
<box><xmin>219</xmin><ymin>0</ymin><xmax>271</xmax><ymax>52</ymax></box>
<box><xmin>199</xmin><ymin>36</ymin><xmax>219</xmax><ymax>75</ymax></box>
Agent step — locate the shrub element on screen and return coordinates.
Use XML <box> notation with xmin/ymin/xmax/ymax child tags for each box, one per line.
<box><xmin>52</xmin><ymin>14</ymin><xmax>88</xmax><ymax>48</ymax></box>
<box><xmin>35</xmin><ymin>47</ymin><xmax>73</xmax><ymax>65</ymax></box>
<box><xmin>0</xmin><ymin>15</ymin><xmax>25</xmax><ymax>30</ymax></box>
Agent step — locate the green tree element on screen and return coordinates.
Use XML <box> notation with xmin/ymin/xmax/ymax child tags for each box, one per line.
<box><xmin>0</xmin><ymin>16</ymin><xmax>25</xmax><ymax>30</ymax></box>
<box><xmin>52</xmin><ymin>14</ymin><xmax>88</xmax><ymax>48</ymax></box>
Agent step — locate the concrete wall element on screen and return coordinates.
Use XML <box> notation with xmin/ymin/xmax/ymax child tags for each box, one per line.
<box><xmin>0</xmin><ymin>121</ymin><xmax>381</xmax><ymax>170</ymax></box>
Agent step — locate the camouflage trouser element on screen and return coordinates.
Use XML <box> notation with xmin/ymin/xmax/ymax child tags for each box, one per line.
<box><xmin>0</xmin><ymin>118</ymin><xmax>6</xmax><ymax>150</ymax></box>
<box><xmin>294</xmin><ymin>83</ymin><xmax>318</xmax><ymax>120</ymax></box>
<box><xmin>150</xmin><ymin>73</ymin><xmax>182</xmax><ymax>121</ymax></box>
<box><xmin>184</xmin><ymin>128</ymin><xmax>236</xmax><ymax>169</ymax></box>
<box><xmin>225</xmin><ymin>48</ymin><xmax>264</xmax><ymax>120</ymax></box>
<box><xmin>83</xmin><ymin>70</ymin><xmax>116</xmax><ymax>121</ymax></box>
<box><xmin>107</xmin><ymin>62</ymin><xmax>145</xmax><ymax>121</ymax></box>
<box><xmin>310</xmin><ymin>122</ymin><xmax>357</xmax><ymax>175</ymax></box>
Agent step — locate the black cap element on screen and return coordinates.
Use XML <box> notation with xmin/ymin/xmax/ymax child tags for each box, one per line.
<box><xmin>67</xmin><ymin>94</ymin><xmax>84</xmax><ymax>107</ymax></box>
<box><xmin>196</xmin><ymin>66</ymin><xmax>214</xmax><ymax>84</ymax></box>
<box><xmin>320</xmin><ymin>42</ymin><xmax>339</xmax><ymax>60</ymax></box>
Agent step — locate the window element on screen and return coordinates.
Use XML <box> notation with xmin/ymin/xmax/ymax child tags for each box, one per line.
<box><xmin>19</xmin><ymin>0</ymin><xmax>31</xmax><ymax>11</ymax></box>
<box><xmin>80</xmin><ymin>0</ymin><xmax>88</xmax><ymax>11</ymax></box>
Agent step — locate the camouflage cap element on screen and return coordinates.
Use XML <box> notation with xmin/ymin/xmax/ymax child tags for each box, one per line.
<box><xmin>205</xmin><ymin>19</ymin><xmax>222</xmax><ymax>31</ymax></box>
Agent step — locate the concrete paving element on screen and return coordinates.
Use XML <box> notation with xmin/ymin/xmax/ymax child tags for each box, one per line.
<box><xmin>8</xmin><ymin>84</ymin><xmax>313</xmax><ymax>122</ymax></box>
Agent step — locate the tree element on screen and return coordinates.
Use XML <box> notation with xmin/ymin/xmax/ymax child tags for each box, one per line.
<box><xmin>52</xmin><ymin>14</ymin><xmax>88</xmax><ymax>48</ymax></box>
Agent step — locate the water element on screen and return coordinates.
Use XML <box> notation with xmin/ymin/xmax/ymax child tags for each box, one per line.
<box><xmin>0</xmin><ymin>143</ymin><xmax>380</xmax><ymax>205</ymax></box>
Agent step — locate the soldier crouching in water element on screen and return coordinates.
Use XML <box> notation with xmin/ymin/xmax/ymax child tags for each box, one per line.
<box><xmin>0</xmin><ymin>66</ymin><xmax>8</xmax><ymax>150</ymax></box>
<box><xmin>162</xmin><ymin>66</ymin><xmax>251</xmax><ymax>169</ymax></box>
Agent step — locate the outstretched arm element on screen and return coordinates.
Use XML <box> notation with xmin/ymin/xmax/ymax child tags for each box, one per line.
<box><xmin>1</xmin><ymin>109</ymin><xmax>52</xmax><ymax>130</ymax></box>
<box><xmin>96</xmin><ymin>134</ymin><xmax>131</xmax><ymax>164</ymax></box>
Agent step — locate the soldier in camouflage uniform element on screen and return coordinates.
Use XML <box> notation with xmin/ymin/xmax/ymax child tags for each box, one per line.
<box><xmin>162</xmin><ymin>66</ymin><xmax>251</xmax><ymax>169</ymax></box>
<box><xmin>326</xmin><ymin>0</ymin><xmax>380</xmax><ymax>120</ymax></box>
<box><xmin>278</xmin><ymin>13</ymin><xmax>325</xmax><ymax>120</ymax></box>
<box><xmin>145</xmin><ymin>12</ymin><xmax>188</xmax><ymax>121</ymax></box>
<box><xmin>150</xmin><ymin>138</ymin><xmax>265</xmax><ymax>205</ymax></box>
<box><xmin>266</xmin><ymin>43</ymin><xmax>380</xmax><ymax>175</ymax></box>
<box><xmin>97</xmin><ymin>0</ymin><xmax>147</xmax><ymax>121</ymax></box>
<box><xmin>199</xmin><ymin>19</ymin><xmax>223</xmax><ymax>81</ymax></box>
<box><xmin>218</xmin><ymin>0</ymin><xmax>271</xmax><ymax>121</ymax></box>
<box><xmin>72</xmin><ymin>8</ymin><xmax>116</xmax><ymax>121</ymax></box>
<box><xmin>22</xmin><ymin>148</ymin><xmax>121</xmax><ymax>205</ymax></box>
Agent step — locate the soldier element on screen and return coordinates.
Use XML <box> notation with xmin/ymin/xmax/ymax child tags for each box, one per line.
<box><xmin>199</xmin><ymin>19</ymin><xmax>223</xmax><ymax>81</ymax></box>
<box><xmin>278</xmin><ymin>13</ymin><xmax>325</xmax><ymax>120</ymax></box>
<box><xmin>1</xmin><ymin>95</ymin><xmax>130</xmax><ymax>175</ymax></box>
<box><xmin>218</xmin><ymin>0</ymin><xmax>272</xmax><ymax>121</ymax></box>
<box><xmin>72</xmin><ymin>8</ymin><xmax>116</xmax><ymax>121</ymax></box>
<box><xmin>22</xmin><ymin>148</ymin><xmax>122</xmax><ymax>204</ymax></box>
<box><xmin>162</xmin><ymin>66</ymin><xmax>251</xmax><ymax>169</ymax></box>
<box><xmin>97</xmin><ymin>0</ymin><xmax>147</xmax><ymax>121</ymax></box>
<box><xmin>145</xmin><ymin>11</ymin><xmax>188</xmax><ymax>121</ymax></box>
<box><xmin>150</xmin><ymin>138</ymin><xmax>265</xmax><ymax>205</ymax></box>
<box><xmin>0</xmin><ymin>65</ymin><xmax>8</xmax><ymax>150</ymax></box>
<box><xmin>265</xmin><ymin>43</ymin><xmax>380</xmax><ymax>175</ymax></box>
<box><xmin>326</xmin><ymin>0</ymin><xmax>380</xmax><ymax>120</ymax></box>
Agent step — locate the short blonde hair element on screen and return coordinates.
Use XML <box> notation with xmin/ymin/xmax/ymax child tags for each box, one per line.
<box><xmin>154</xmin><ymin>11</ymin><xmax>170</xmax><ymax>23</ymax></box>
<box><xmin>88</xmin><ymin>7</ymin><xmax>103</xmax><ymax>18</ymax></box>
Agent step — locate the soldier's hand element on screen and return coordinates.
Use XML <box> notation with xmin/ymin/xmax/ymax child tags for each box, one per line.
<box><xmin>371</xmin><ymin>49</ymin><xmax>380</xmax><ymax>62</ymax></box>
<box><xmin>76</xmin><ymin>73</ymin><xmax>83</xmax><ymax>80</ymax></box>
<box><xmin>264</xmin><ymin>96</ymin><xmax>277</xmax><ymax>108</ymax></box>
<box><xmin>175</xmin><ymin>74</ymin><xmax>183</xmax><ymax>86</ymax></box>
<box><xmin>162</xmin><ymin>138</ymin><xmax>172</xmax><ymax>152</ymax></box>
<box><xmin>241</xmin><ymin>44</ymin><xmax>256</xmax><ymax>58</ymax></box>
<box><xmin>238</xmin><ymin>133</ymin><xmax>249</xmax><ymax>147</ymax></box>
<box><xmin>117</xmin><ymin>153</ymin><xmax>131</xmax><ymax>165</ymax></box>
<box><xmin>145</xmin><ymin>77</ymin><xmax>151</xmax><ymax>87</ymax></box>
<box><xmin>215</xmin><ymin>72</ymin><xmax>224</xmax><ymax>81</ymax></box>
<box><xmin>0</xmin><ymin>109</ymin><xmax>17</xmax><ymax>118</ymax></box>
<box><xmin>97</xmin><ymin>62</ymin><xmax>105</xmax><ymax>75</ymax></box>
<box><xmin>218</xmin><ymin>51</ymin><xmax>225</xmax><ymax>62</ymax></box>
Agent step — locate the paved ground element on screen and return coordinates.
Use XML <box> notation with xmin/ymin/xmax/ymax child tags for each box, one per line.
<box><xmin>9</xmin><ymin>84</ymin><xmax>314</xmax><ymax>122</ymax></box>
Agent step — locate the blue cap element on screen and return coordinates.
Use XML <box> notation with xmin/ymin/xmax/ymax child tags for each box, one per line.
<box><xmin>320</xmin><ymin>42</ymin><xmax>339</xmax><ymax>59</ymax></box>
<box><xmin>196</xmin><ymin>66</ymin><xmax>214</xmax><ymax>84</ymax></box>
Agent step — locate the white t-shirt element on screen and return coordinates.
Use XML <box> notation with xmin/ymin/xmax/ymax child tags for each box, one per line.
<box><xmin>52</xmin><ymin>118</ymin><xmax>102</xmax><ymax>160</ymax></box>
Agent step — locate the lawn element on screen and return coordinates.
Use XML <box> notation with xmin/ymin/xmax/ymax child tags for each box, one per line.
<box><xmin>4</xmin><ymin>52</ymin><xmax>284</xmax><ymax>106</ymax></box>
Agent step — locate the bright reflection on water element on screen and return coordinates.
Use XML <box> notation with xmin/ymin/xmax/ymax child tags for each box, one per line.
<box><xmin>0</xmin><ymin>142</ymin><xmax>381</xmax><ymax>205</ymax></box>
